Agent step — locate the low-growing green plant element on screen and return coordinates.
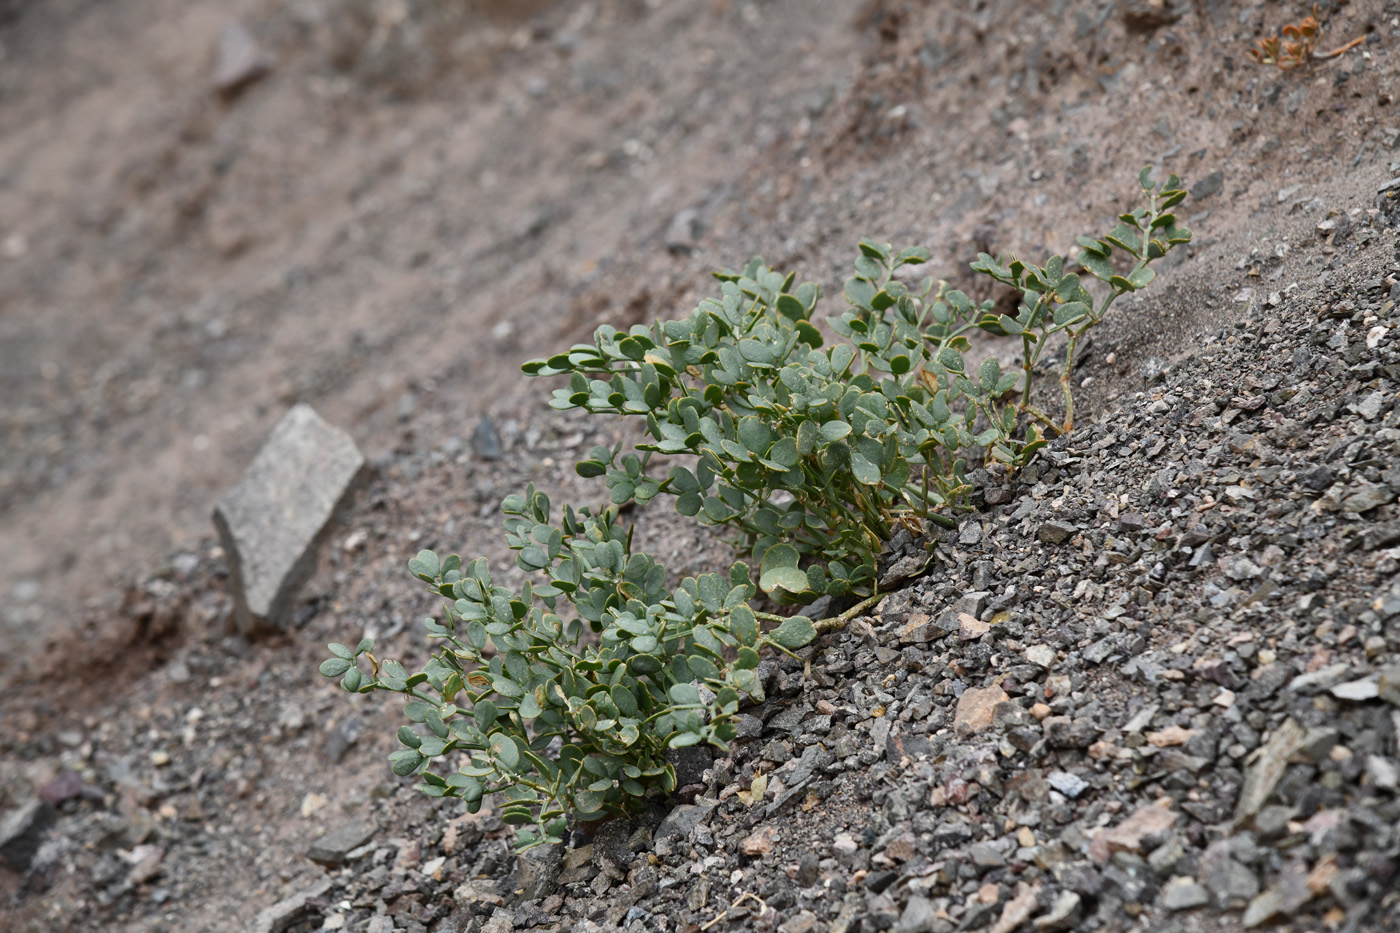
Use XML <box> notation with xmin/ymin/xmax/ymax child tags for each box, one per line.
<box><xmin>523</xmin><ymin>168</ymin><xmax>1190</xmax><ymax>602</ymax></box>
<box><xmin>320</xmin><ymin>169</ymin><xmax>1190</xmax><ymax>851</ymax></box>
<box><xmin>320</xmin><ymin>485</ymin><xmax>814</xmax><ymax>850</ymax></box>
<box><xmin>965</xmin><ymin>166</ymin><xmax>1192</xmax><ymax>436</ymax></box>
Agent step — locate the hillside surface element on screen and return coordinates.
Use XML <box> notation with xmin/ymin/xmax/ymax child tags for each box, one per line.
<box><xmin>2</xmin><ymin>1</ymin><xmax>1399</xmax><ymax>932</ymax></box>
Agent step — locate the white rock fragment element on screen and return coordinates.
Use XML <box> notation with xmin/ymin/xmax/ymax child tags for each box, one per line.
<box><xmin>214</xmin><ymin>404</ymin><xmax>368</xmax><ymax>634</ymax></box>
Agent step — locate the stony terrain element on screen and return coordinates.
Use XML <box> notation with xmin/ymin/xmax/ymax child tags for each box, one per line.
<box><xmin>3</xmin><ymin>1</ymin><xmax>1400</xmax><ymax>932</ymax></box>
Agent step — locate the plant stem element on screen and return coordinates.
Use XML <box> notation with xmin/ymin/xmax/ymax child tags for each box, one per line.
<box><xmin>1059</xmin><ymin>330</ymin><xmax>1078</xmax><ymax>433</ymax></box>
<box><xmin>814</xmin><ymin>591</ymin><xmax>884</xmax><ymax>634</ymax></box>
<box><xmin>1020</xmin><ymin>333</ymin><xmax>1035</xmax><ymax>409</ymax></box>
<box><xmin>1021</xmin><ymin>405</ymin><xmax>1061</xmax><ymax>434</ymax></box>
<box><xmin>921</xmin><ymin>458</ymin><xmax>930</xmax><ymax>516</ymax></box>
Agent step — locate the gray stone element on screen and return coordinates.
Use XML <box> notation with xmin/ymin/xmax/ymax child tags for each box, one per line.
<box><xmin>969</xmin><ymin>841</ymin><xmax>1006</xmax><ymax>868</ymax></box>
<box><xmin>1294</xmin><ymin>726</ymin><xmax>1339</xmax><ymax>764</ymax></box>
<box><xmin>1341</xmin><ymin>485</ymin><xmax>1395</xmax><ymax>513</ymax></box>
<box><xmin>1160</xmin><ymin>876</ymin><xmax>1210</xmax><ymax>911</ymax></box>
<box><xmin>558</xmin><ymin>845</ymin><xmax>598</xmax><ymax>884</ymax></box>
<box><xmin>1302</xmin><ymin>466</ymin><xmax>1334</xmax><ymax>491</ymax></box>
<box><xmin>1197</xmin><ymin>0</ymin><xmax>1232</xmax><ymax>27</ymax></box>
<box><xmin>1037</xmin><ymin>521</ymin><xmax>1077</xmax><ymax>544</ymax></box>
<box><xmin>894</xmin><ymin>895</ymin><xmax>936</xmax><ymax>933</ymax></box>
<box><xmin>516</xmin><ymin>843</ymin><xmax>562</xmax><ymax>899</ymax></box>
<box><xmin>1122</xmin><ymin>0</ymin><xmax>1187</xmax><ymax>30</ymax></box>
<box><xmin>482</xmin><ymin>908</ymin><xmax>514</xmax><ymax>933</ymax></box>
<box><xmin>898</xmin><ymin>614</ymin><xmax>940</xmax><ymax>645</ymax></box>
<box><xmin>786</xmin><ymin>743</ymin><xmax>831</xmax><ymax>787</ymax></box>
<box><xmin>0</xmin><ymin>800</ymin><xmax>56</xmax><ymax>871</ymax></box>
<box><xmin>733</xmin><ymin>714</ymin><xmax>764</xmax><ymax>740</ymax></box>
<box><xmin>1366</xmin><ymin>754</ymin><xmax>1399</xmax><ymax>792</ymax></box>
<box><xmin>1190</xmin><ymin>170</ymin><xmax>1224</xmax><ymax>201</ymax></box>
<box><xmin>870</xmin><ymin>716</ymin><xmax>892</xmax><ymax>757</ymax></box>
<box><xmin>654</xmin><ymin>803</ymin><xmax>713</xmax><ymax>847</ymax></box>
<box><xmin>37</xmin><ymin>771</ymin><xmax>86</xmax><ymax>804</ymax></box>
<box><xmin>1199</xmin><ymin>840</ymin><xmax>1260</xmax><ymax>908</ymax></box>
<box><xmin>1235</xmin><ymin>718</ymin><xmax>1305</xmax><ymax>822</ymax></box>
<box><xmin>1377</xmin><ymin>664</ymin><xmax>1400</xmax><ymax>707</ymax></box>
<box><xmin>1117</xmin><ymin>512</ymin><xmax>1149</xmax><ymax>533</ymax></box>
<box><xmin>1141</xmin><ymin>356</ymin><xmax>1169</xmax><ymax>387</ymax></box>
<box><xmin>249</xmin><ymin>878</ymin><xmax>332</xmax><ymax>933</ymax></box>
<box><xmin>1252</xmin><ymin>805</ymin><xmax>1295</xmax><ymax>843</ymax></box>
<box><xmin>1024</xmin><ymin>644</ymin><xmax>1056</xmax><ymax>669</ymax></box>
<box><xmin>766</xmin><ymin>774</ymin><xmax>818</xmax><ymax>818</ymax></box>
<box><xmin>306</xmin><ymin>819</ymin><xmax>377</xmax><ymax>865</ymax></box>
<box><xmin>214</xmin><ymin>404</ymin><xmax>368</xmax><ymax>633</ymax></box>
<box><xmin>768</xmin><ymin>704</ymin><xmax>811</xmax><ymax>735</ymax></box>
<box><xmin>1331</xmin><ymin>676</ymin><xmax>1380</xmax><ymax>702</ymax></box>
<box><xmin>1033</xmin><ymin>890</ymin><xmax>1081</xmax><ymax>930</ymax></box>
<box><xmin>1147</xmin><ymin>837</ymin><xmax>1188</xmax><ymax>875</ymax></box>
<box><xmin>1083</xmin><ymin>638</ymin><xmax>1116</xmax><ymax>665</ymax></box>
<box><xmin>953</xmin><ymin>591</ymin><xmax>990</xmax><ymax>616</ymax></box>
<box><xmin>1378</xmin><ymin>177</ymin><xmax>1400</xmax><ymax>224</ymax></box>
<box><xmin>472</xmin><ymin>415</ymin><xmax>503</xmax><ymax>461</ymax></box>
<box><xmin>1286</xmin><ymin>663</ymin><xmax>1350</xmax><ymax>695</ymax></box>
<box><xmin>1223</xmin><ymin>556</ymin><xmax>1262</xmax><ymax>581</ymax></box>
<box><xmin>1047</xmin><ymin>771</ymin><xmax>1089</xmax><ymax>799</ymax></box>
<box><xmin>1242</xmin><ymin>859</ymin><xmax>1312</xmax><ymax>927</ymax></box>
<box><xmin>212</xmin><ymin>21</ymin><xmax>269</xmax><ymax>95</ymax></box>
<box><xmin>366</xmin><ymin>918</ymin><xmax>394</xmax><ymax>933</ymax></box>
<box><xmin>1044</xmin><ymin>716</ymin><xmax>1097</xmax><ymax>748</ymax></box>
<box><xmin>454</xmin><ymin>878</ymin><xmax>505</xmax><ymax>908</ymax></box>
<box><xmin>663</xmin><ymin>207</ymin><xmax>703</xmax><ymax>254</ymax></box>
<box><xmin>324</xmin><ymin>714</ymin><xmax>365</xmax><ymax>764</ymax></box>
<box><xmin>1356</xmin><ymin>391</ymin><xmax>1385</xmax><ymax>421</ymax></box>
<box><xmin>881</xmin><ymin>552</ymin><xmax>928</xmax><ymax>587</ymax></box>
<box><xmin>779</xmin><ymin>910</ymin><xmax>821</xmax><ymax>933</ymax></box>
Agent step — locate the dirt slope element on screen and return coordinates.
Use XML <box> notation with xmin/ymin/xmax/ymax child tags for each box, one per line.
<box><xmin>1</xmin><ymin>0</ymin><xmax>1399</xmax><ymax>931</ymax></box>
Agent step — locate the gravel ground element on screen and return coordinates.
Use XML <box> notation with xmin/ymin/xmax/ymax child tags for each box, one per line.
<box><xmin>3</xmin><ymin>182</ymin><xmax>1397</xmax><ymax>933</ymax></box>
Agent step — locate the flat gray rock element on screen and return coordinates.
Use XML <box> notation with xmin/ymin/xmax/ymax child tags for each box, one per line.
<box><xmin>516</xmin><ymin>843</ymin><xmax>563</xmax><ymax>900</ymax></box>
<box><xmin>0</xmin><ymin>799</ymin><xmax>56</xmax><ymax>871</ymax></box>
<box><xmin>1161</xmin><ymin>876</ymin><xmax>1210</xmax><ymax>911</ymax></box>
<box><xmin>1380</xmin><ymin>663</ymin><xmax>1400</xmax><ymax>707</ymax></box>
<box><xmin>214</xmin><ymin>404</ymin><xmax>367</xmax><ymax>634</ymax></box>
<box><xmin>1190</xmin><ymin>169</ymin><xmax>1224</xmax><ymax>201</ymax></box>
<box><xmin>306</xmin><ymin>818</ymin><xmax>377</xmax><ymax>865</ymax></box>
<box><xmin>454</xmin><ymin>878</ymin><xmax>505</xmax><ymax>908</ymax></box>
<box><xmin>212</xmin><ymin>21</ymin><xmax>268</xmax><ymax>94</ymax></box>
<box><xmin>249</xmin><ymin>877</ymin><xmax>331</xmax><ymax>933</ymax></box>
<box><xmin>654</xmin><ymin>803</ymin><xmax>713</xmax><ymax>846</ymax></box>
<box><xmin>1037</xmin><ymin>520</ymin><xmax>1076</xmax><ymax>544</ymax></box>
<box><xmin>894</xmin><ymin>895</ymin><xmax>935</xmax><ymax>933</ymax></box>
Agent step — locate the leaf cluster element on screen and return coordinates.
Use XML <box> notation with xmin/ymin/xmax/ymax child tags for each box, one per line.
<box><xmin>321</xmin><ymin>486</ymin><xmax>813</xmax><ymax>850</ymax></box>
<box><xmin>968</xmin><ymin>167</ymin><xmax>1191</xmax><ymax>434</ymax></box>
<box><xmin>524</xmin><ymin>169</ymin><xmax>1190</xmax><ymax>601</ymax></box>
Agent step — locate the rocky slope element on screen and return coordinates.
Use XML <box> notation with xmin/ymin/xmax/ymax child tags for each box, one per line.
<box><xmin>3</xmin><ymin>1</ymin><xmax>1400</xmax><ymax>932</ymax></box>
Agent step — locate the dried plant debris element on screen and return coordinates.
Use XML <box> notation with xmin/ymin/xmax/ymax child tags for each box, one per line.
<box><xmin>1248</xmin><ymin>5</ymin><xmax>1366</xmax><ymax>69</ymax></box>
